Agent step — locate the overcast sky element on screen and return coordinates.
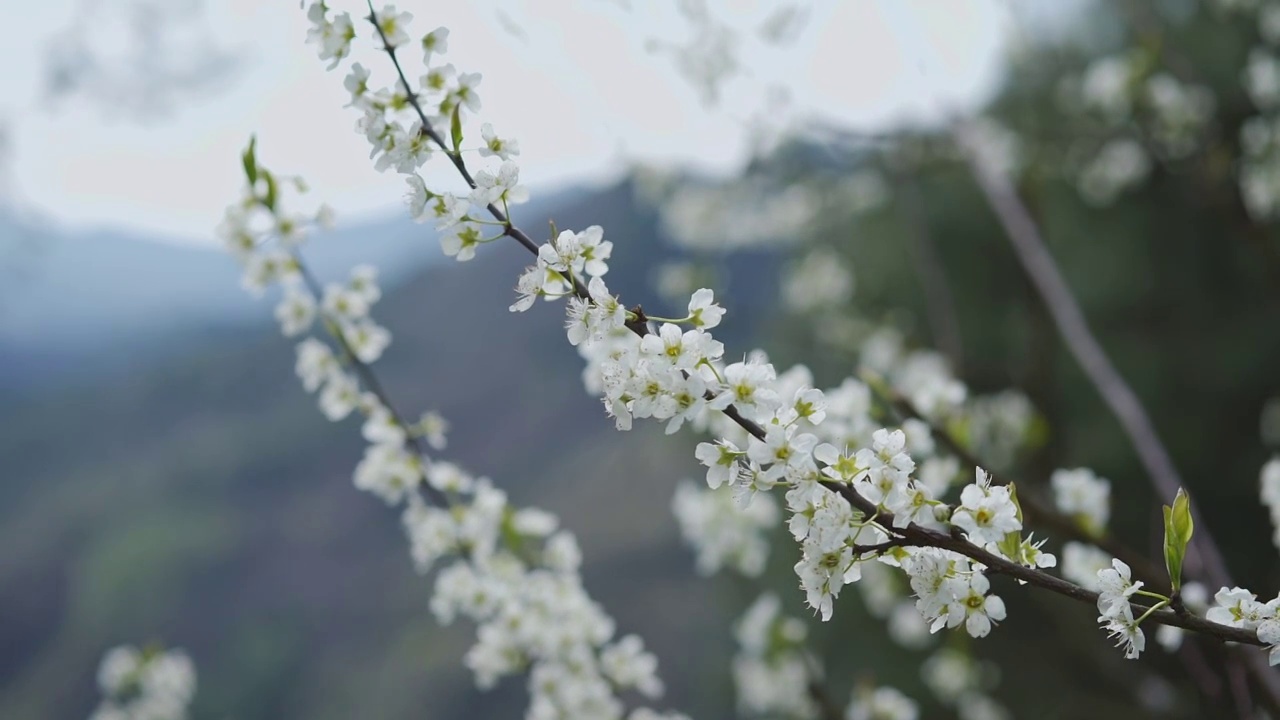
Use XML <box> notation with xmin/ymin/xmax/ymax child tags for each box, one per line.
<box><xmin>0</xmin><ymin>0</ymin><xmax>1018</xmax><ymax>245</ymax></box>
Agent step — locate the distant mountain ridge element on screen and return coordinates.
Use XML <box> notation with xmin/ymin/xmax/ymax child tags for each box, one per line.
<box><xmin>0</xmin><ymin>184</ymin><xmax>589</xmax><ymax>390</ymax></box>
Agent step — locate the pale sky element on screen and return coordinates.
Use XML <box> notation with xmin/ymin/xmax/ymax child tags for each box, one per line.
<box><xmin>0</xmin><ymin>0</ymin><xmax>1018</xmax><ymax>245</ymax></box>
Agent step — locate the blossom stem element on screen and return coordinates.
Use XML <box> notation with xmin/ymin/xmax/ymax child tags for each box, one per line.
<box><xmin>1134</xmin><ymin>599</ymin><xmax>1171</xmax><ymax>627</ymax></box>
<box><xmin>464</xmin><ymin>216</ymin><xmax>507</xmax><ymax>227</ymax></box>
<box><xmin>1133</xmin><ymin>589</ymin><xmax>1171</xmax><ymax>603</ymax></box>
<box><xmin>820</xmin><ymin>478</ymin><xmax>1263</xmax><ymax>646</ymax></box>
<box><xmin>698</xmin><ymin>358</ymin><xmax>724</xmax><ymax>384</ymax></box>
<box><xmin>292</xmin><ymin>251</ymin><xmax>448</xmax><ymax>506</ymax></box>
<box><xmin>861</xmin><ymin>369</ymin><xmax>1168</xmax><ymax>589</ymax></box>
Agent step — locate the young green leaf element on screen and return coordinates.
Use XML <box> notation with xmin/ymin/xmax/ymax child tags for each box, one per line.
<box><xmin>242</xmin><ymin>135</ymin><xmax>258</xmax><ymax>186</ymax></box>
<box><xmin>261</xmin><ymin>170</ymin><xmax>278</xmax><ymax>213</ymax></box>
<box><xmin>1162</xmin><ymin>487</ymin><xmax>1194</xmax><ymax>592</ymax></box>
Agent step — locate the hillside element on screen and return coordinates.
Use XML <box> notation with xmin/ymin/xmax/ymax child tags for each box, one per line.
<box><xmin>0</xmin><ymin>179</ymin><xmax>783</xmax><ymax>719</ymax></box>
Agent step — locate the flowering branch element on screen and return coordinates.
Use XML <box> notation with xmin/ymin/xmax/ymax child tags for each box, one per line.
<box><xmin>295</xmin><ymin>5</ymin><xmax>1280</xmax><ymax>714</ymax></box>
<box><xmin>819</xmin><ymin>477</ymin><xmax>1262</xmax><ymax>645</ymax></box>
<box><xmin>865</xmin><ymin>373</ymin><xmax>1169</xmax><ymax>588</ymax></box>
<box><xmin>360</xmin><ymin>2</ymin><xmax>769</xmax><ymax>439</ymax></box>
<box><xmin>362</xmin><ymin>1</ymin><xmax>574</xmax><ymax>281</ymax></box>
<box><xmin>359</xmin><ymin>10</ymin><xmax>1266</xmax><ymax>653</ymax></box>
<box><xmin>291</xmin><ymin>251</ymin><xmax>448</xmax><ymax>506</ymax></box>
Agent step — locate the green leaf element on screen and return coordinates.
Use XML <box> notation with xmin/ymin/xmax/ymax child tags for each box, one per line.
<box><xmin>996</xmin><ymin>530</ymin><xmax>1022</xmax><ymax>564</ymax></box>
<box><xmin>1162</xmin><ymin>487</ymin><xmax>1194</xmax><ymax>592</ymax></box>
<box><xmin>261</xmin><ymin>170</ymin><xmax>278</xmax><ymax>213</ymax></box>
<box><xmin>450</xmin><ymin>105</ymin><xmax>463</xmax><ymax>154</ymax></box>
<box><xmin>995</xmin><ymin>482</ymin><xmax>1025</xmax><ymax>560</ymax></box>
<box><xmin>242</xmin><ymin>135</ymin><xmax>258</xmax><ymax>186</ymax></box>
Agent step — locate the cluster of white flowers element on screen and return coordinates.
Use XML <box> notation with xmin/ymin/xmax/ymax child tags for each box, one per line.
<box><xmin>921</xmin><ymin>649</ymin><xmax>1010</xmax><ymax>720</ymax></box>
<box><xmin>876</xmin><ymin>350</ymin><xmax>968</xmax><ymax>422</ymax></box>
<box><xmin>90</xmin><ymin>646</ymin><xmax>195</xmax><ymax>720</ymax></box>
<box><xmin>1062</xmin><ymin>53</ymin><xmax>1215</xmax><ymax>205</ymax></box>
<box><xmin>312</xmin><ymin>2</ymin><xmax>528</xmax><ymax>266</ymax></box>
<box><xmin>490</xmin><ymin>187</ymin><xmax>1055</xmax><ymax>641</ymax></box>
<box><xmin>781</xmin><ymin>248</ymin><xmax>855</xmax><ymax>313</ymax></box>
<box><xmin>1094</xmin><ymin>558</ymin><xmax>1147</xmax><ymax>659</ymax></box>
<box><xmin>1059</xmin><ymin>541</ymin><xmax>1113</xmax><ymax>589</ymax></box>
<box><xmin>218</xmin><ymin>21</ymin><xmax>690</xmax><ymax>707</ymax></box>
<box><xmin>1208</xmin><ymin>587</ymin><xmax>1280</xmax><ymax>665</ymax></box>
<box><xmin>1050</xmin><ymin>467</ymin><xmax>1110</xmax><ymax>535</ymax></box>
<box><xmin>658</xmin><ymin>178</ymin><xmax>821</xmax><ymax>251</ymax></box>
<box><xmin>1245</xmin><ymin>48</ymin><xmax>1280</xmax><ymax>109</ymax></box>
<box><xmin>962</xmin><ymin>390</ymin><xmax>1035</xmax><ymax>471</ymax></box>
<box><xmin>845</xmin><ymin>686</ymin><xmax>919</xmax><ymax>720</ymax></box>
<box><xmin>1238</xmin><ymin>113</ymin><xmax>1280</xmax><ymax>219</ymax></box>
<box><xmin>1091</xmin><ymin>564</ymin><xmax>1215</xmax><ymax>660</ymax></box>
<box><xmin>731</xmin><ymin>594</ymin><xmax>821</xmax><ymax>719</ymax></box>
<box><xmin>1261</xmin><ymin>458</ymin><xmax>1280</xmax><ymax>550</ymax></box>
<box><xmin>671</xmin><ymin>480</ymin><xmax>778</xmax><ymax>577</ymax></box>
<box><xmin>1077</xmin><ymin>138</ymin><xmax>1151</xmax><ymax>207</ymax></box>
<box><xmin>306</xmin><ymin>1</ymin><xmax>355</xmax><ymax>69</ymax></box>
<box><xmin>428</xmin><ymin>542</ymin><xmax>671</xmax><ymax>717</ymax></box>
<box><xmin>1229</xmin><ymin>4</ymin><xmax>1280</xmax><ymax>220</ymax></box>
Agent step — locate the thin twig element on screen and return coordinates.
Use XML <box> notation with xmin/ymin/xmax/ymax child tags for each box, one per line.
<box><xmin>954</xmin><ymin>121</ymin><xmax>1232</xmax><ymax>591</ymax></box>
<box><xmin>823</xmin><ymin>477</ymin><xmax>1261</xmax><ymax>646</ymax></box>
<box><xmin>956</xmin><ymin>121</ymin><xmax>1280</xmax><ymax>711</ymax></box>
<box><xmin>802</xmin><ymin>653</ymin><xmax>842</xmax><ymax>720</ymax></box>
<box><xmin>294</xmin><ymin>254</ymin><xmax>448</xmax><ymax>506</ymax></box>
<box><xmin>363</xmin><ymin>5</ymin><xmax>768</xmax><ymax>441</ymax></box>
<box><xmin>871</xmin><ymin>379</ymin><xmax>1168</xmax><ymax>589</ymax></box>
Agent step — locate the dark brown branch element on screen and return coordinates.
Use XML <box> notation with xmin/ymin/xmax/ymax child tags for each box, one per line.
<box><xmin>870</xmin><ymin>379</ymin><xmax>1169</xmax><ymax>589</ymax></box>
<box><xmin>821</xmin><ymin>478</ymin><xmax>1262</xmax><ymax>646</ymax></box>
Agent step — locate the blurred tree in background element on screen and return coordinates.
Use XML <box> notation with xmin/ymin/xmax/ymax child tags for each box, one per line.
<box><xmin>641</xmin><ymin>0</ymin><xmax>1280</xmax><ymax>716</ymax></box>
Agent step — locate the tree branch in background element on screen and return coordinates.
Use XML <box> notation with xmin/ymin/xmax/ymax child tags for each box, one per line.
<box><xmin>890</xmin><ymin>170</ymin><xmax>965</xmax><ymax>374</ymax></box>
<box><xmin>956</xmin><ymin>121</ymin><xmax>1280</xmax><ymax>715</ymax></box>
<box><xmin>955</xmin><ymin>121</ymin><xmax>1230</xmax><ymax>588</ymax></box>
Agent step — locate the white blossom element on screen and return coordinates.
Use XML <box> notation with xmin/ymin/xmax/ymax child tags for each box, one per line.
<box><xmin>673</xmin><ymin>481</ymin><xmax>777</xmax><ymax>577</ymax></box>
<box><xmin>479</xmin><ymin>123</ymin><xmax>520</xmax><ymax>160</ymax></box>
<box><xmin>1096</xmin><ymin>558</ymin><xmax>1142</xmax><ymax>620</ymax></box>
<box><xmin>1050</xmin><ymin>467</ymin><xmax>1111</xmax><ymax>533</ymax></box>
<box><xmin>847</xmin><ymin>686</ymin><xmax>919</xmax><ymax>720</ymax></box>
<box><xmin>950</xmin><ymin>469</ymin><xmax>1020</xmax><ymax>545</ymax></box>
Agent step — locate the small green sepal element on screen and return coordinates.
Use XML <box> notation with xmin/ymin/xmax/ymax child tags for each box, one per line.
<box><xmin>450</xmin><ymin>105</ymin><xmax>464</xmax><ymax>154</ymax></box>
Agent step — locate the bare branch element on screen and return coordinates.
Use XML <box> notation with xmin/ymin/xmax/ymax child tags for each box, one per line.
<box><xmin>954</xmin><ymin>121</ymin><xmax>1233</xmax><ymax>590</ymax></box>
